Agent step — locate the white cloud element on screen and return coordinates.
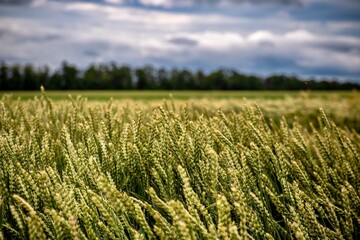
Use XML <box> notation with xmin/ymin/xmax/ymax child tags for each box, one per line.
<box><xmin>247</xmin><ymin>30</ymin><xmax>277</xmax><ymax>42</ymax></box>
<box><xmin>104</xmin><ymin>0</ymin><xmax>124</xmax><ymax>4</ymax></box>
<box><xmin>138</xmin><ymin>0</ymin><xmax>174</xmax><ymax>7</ymax></box>
<box><xmin>64</xmin><ymin>2</ymin><xmax>100</xmax><ymax>11</ymax></box>
<box><xmin>284</xmin><ymin>29</ymin><xmax>315</xmax><ymax>41</ymax></box>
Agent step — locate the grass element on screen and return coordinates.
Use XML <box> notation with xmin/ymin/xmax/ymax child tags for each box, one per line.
<box><xmin>0</xmin><ymin>90</ymin><xmax>359</xmax><ymax>239</ymax></box>
<box><xmin>0</xmin><ymin>90</ymin><xmax>356</xmax><ymax>101</ymax></box>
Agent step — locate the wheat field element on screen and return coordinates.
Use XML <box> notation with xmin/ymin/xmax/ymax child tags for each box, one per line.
<box><xmin>0</xmin><ymin>90</ymin><xmax>359</xmax><ymax>239</ymax></box>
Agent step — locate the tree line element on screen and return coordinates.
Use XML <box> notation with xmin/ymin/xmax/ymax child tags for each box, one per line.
<box><xmin>1</xmin><ymin>61</ymin><xmax>359</xmax><ymax>90</ymax></box>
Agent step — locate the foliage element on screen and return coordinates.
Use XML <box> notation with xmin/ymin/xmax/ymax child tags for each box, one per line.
<box><xmin>0</xmin><ymin>91</ymin><xmax>359</xmax><ymax>239</ymax></box>
<box><xmin>1</xmin><ymin>61</ymin><xmax>360</xmax><ymax>90</ymax></box>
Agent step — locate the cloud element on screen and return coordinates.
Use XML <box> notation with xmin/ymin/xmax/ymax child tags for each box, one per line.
<box><xmin>0</xmin><ymin>28</ymin><xmax>61</xmax><ymax>43</ymax></box>
<box><xmin>143</xmin><ymin>29</ymin><xmax>360</xmax><ymax>77</ymax></box>
<box><xmin>0</xmin><ymin>0</ymin><xmax>359</xmax><ymax>80</ymax></box>
<box><xmin>63</xmin><ymin>2</ymin><xmax>240</xmax><ymax>33</ymax></box>
<box><xmin>0</xmin><ymin>0</ymin><xmax>46</xmax><ymax>6</ymax></box>
<box><xmin>137</xmin><ymin>0</ymin><xmax>302</xmax><ymax>7</ymax></box>
<box><xmin>311</xmin><ymin>40</ymin><xmax>360</xmax><ymax>53</ymax></box>
<box><xmin>168</xmin><ymin>37</ymin><xmax>198</xmax><ymax>46</ymax></box>
<box><xmin>0</xmin><ymin>0</ymin><xmax>32</xmax><ymax>4</ymax></box>
<box><xmin>104</xmin><ymin>0</ymin><xmax>124</xmax><ymax>4</ymax></box>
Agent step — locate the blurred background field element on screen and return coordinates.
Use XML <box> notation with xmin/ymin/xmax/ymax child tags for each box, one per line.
<box><xmin>1</xmin><ymin>90</ymin><xmax>356</xmax><ymax>101</ymax></box>
<box><xmin>2</xmin><ymin>90</ymin><xmax>359</xmax><ymax>132</ymax></box>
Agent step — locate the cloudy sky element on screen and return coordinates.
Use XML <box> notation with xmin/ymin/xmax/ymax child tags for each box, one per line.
<box><xmin>0</xmin><ymin>0</ymin><xmax>359</xmax><ymax>80</ymax></box>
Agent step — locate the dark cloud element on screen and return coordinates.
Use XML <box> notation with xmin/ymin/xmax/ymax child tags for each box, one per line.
<box><xmin>289</xmin><ymin>1</ymin><xmax>360</xmax><ymax>21</ymax></box>
<box><xmin>20</xmin><ymin>34</ymin><xmax>61</xmax><ymax>42</ymax></box>
<box><xmin>300</xmin><ymin>66</ymin><xmax>360</xmax><ymax>78</ymax></box>
<box><xmin>311</xmin><ymin>41</ymin><xmax>360</xmax><ymax>53</ymax></box>
<box><xmin>168</xmin><ymin>37</ymin><xmax>198</xmax><ymax>46</ymax></box>
<box><xmin>250</xmin><ymin>55</ymin><xmax>298</xmax><ymax>71</ymax></box>
<box><xmin>0</xmin><ymin>0</ymin><xmax>35</xmax><ymax>4</ymax></box>
<box><xmin>0</xmin><ymin>28</ymin><xmax>62</xmax><ymax>43</ymax></box>
<box><xmin>194</xmin><ymin>0</ymin><xmax>300</xmax><ymax>4</ymax></box>
<box><xmin>40</xmin><ymin>0</ymin><xmax>302</xmax><ymax>7</ymax></box>
<box><xmin>0</xmin><ymin>0</ymin><xmax>105</xmax><ymax>5</ymax></box>
<box><xmin>83</xmin><ymin>49</ymin><xmax>99</xmax><ymax>57</ymax></box>
<box><xmin>131</xmin><ymin>0</ymin><xmax>304</xmax><ymax>8</ymax></box>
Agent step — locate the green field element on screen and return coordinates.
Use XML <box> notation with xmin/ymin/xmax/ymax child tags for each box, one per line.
<box><xmin>0</xmin><ymin>90</ymin><xmax>356</xmax><ymax>101</ymax></box>
<box><xmin>0</xmin><ymin>90</ymin><xmax>359</xmax><ymax>239</ymax></box>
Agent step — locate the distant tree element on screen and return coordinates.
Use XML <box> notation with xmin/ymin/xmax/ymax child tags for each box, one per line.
<box><xmin>157</xmin><ymin>68</ymin><xmax>170</xmax><ymax>89</ymax></box>
<box><xmin>98</xmin><ymin>64</ymin><xmax>112</xmax><ymax>89</ymax></box>
<box><xmin>37</xmin><ymin>65</ymin><xmax>49</xmax><ymax>87</ymax></box>
<box><xmin>169</xmin><ymin>69</ymin><xmax>180</xmax><ymax>89</ymax></box>
<box><xmin>265</xmin><ymin>75</ymin><xmax>290</xmax><ymax>90</ymax></box>
<box><xmin>195</xmin><ymin>70</ymin><xmax>207</xmax><ymax>90</ymax></box>
<box><xmin>83</xmin><ymin>64</ymin><xmax>101</xmax><ymax>89</ymax></box>
<box><xmin>228</xmin><ymin>71</ymin><xmax>249</xmax><ymax>90</ymax></box>
<box><xmin>170</xmin><ymin>69</ymin><xmax>195</xmax><ymax>89</ymax></box>
<box><xmin>247</xmin><ymin>75</ymin><xmax>263</xmax><ymax>90</ymax></box>
<box><xmin>133</xmin><ymin>65</ymin><xmax>157</xmax><ymax>89</ymax></box>
<box><xmin>60</xmin><ymin>61</ymin><xmax>79</xmax><ymax>89</ymax></box>
<box><xmin>144</xmin><ymin>65</ymin><xmax>157</xmax><ymax>89</ymax></box>
<box><xmin>48</xmin><ymin>72</ymin><xmax>61</xmax><ymax>90</ymax></box>
<box><xmin>207</xmin><ymin>70</ymin><xmax>226</xmax><ymax>90</ymax></box>
<box><xmin>317</xmin><ymin>80</ymin><xmax>332</xmax><ymax>90</ymax></box>
<box><xmin>109</xmin><ymin>64</ymin><xmax>133</xmax><ymax>89</ymax></box>
<box><xmin>181</xmin><ymin>69</ymin><xmax>196</xmax><ymax>89</ymax></box>
<box><xmin>0</xmin><ymin>62</ymin><xmax>359</xmax><ymax>90</ymax></box>
<box><xmin>135</xmin><ymin>68</ymin><xmax>148</xmax><ymax>90</ymax></box>
<box><xmin>23</xmin><ymin>64</ymin><xmax>38</xmax><ymax>90</ymax></box>
<box><xmin>9</xmin><ymin>64</ymin><xmax>23</xmax><ymax>90</ymax></box>
<box><xmin>0</xmin><ymin>61</ymin><xmax>9</xmax><ymax>90</ymax></box>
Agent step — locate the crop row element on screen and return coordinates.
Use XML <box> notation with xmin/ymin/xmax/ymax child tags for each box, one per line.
<box><xmin>0</xmin><ymin>92</ymin><xmax>359</xmax><ymax>239</ymax></box>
